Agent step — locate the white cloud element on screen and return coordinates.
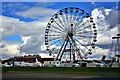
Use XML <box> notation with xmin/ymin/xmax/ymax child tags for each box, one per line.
<box><xmin>96</xmin><ymin>26</ymin><xmax>118</xmax><ymax>45</ymax></box>
<box><xmin>1</xmin><ymin>6</ymin><xmax>58</xmax><ymax>58</ymax></box>
<box><xmin>19</xmin><ymin>35</ymin><xmax>45</xmax><ymax>54</ymax></box>
<box><xmin>1</xmin><ymin>15</ymin><xmax>47</xmax><ymax>37</ymax></box>
<box><xmin>2</xmin><ymin>2</ymin><xmax>56</xmax><ymax>14</ymax></box>
<box><xmin>6</xmin><ymin>45</ymin><xmax>19</xmax><ymax>55</ymax></box>
<box><xmin>1</xmin><ymin>15</ymin><xmax>47</xmax><ymax>58</ymax></box>
<box><xmin>1</xmin><ymin>7</ymin><xmax>58</xmax><ymax>37</ymax></box>
<box><xmin>93</xmin><ymin>46</ymin><xmax>110</xmax><ymax>55</ymax></box>
<box><xmin>1</xmin><ymin>42</ymin><xmax>21</xmax><ymax>59</ymax></box>
<box><xmin>92</xmin><ymin>8</ymin><xmax>118</xmax><ymax>30</ymax></box>
<box><xmin>88</xmin><ymin>8</ymin><xmax>119</xmax><ymax>59</ymax></box>
<box><xmin>21</xmin><ymin>36</ymin><xmax>31</xmax><ymax>46</ymax></box>
<box><xmin>16</xmin><ymin>7</ymin><xmax>58</xmax><ymax>19</ymax></box>
<box><xmin>2</xmin><ymin>3</ymin><xmax>30</xmax><ymax>11</ymax></box>
<box><xmin>88</xmin><ymin>46</ymin><xmax>111</xmax><ymax>59</ymax></box>
<box><xmin>92</xmin><ymin>8</ymin><xmax>118</xmax><ymax>45</ymax></box>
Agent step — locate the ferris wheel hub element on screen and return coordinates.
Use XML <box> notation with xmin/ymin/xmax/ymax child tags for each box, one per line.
<box><xmin>68</xmin><ymin>32</ymin><xmax>73</xmax><ymax>37</ymax></box>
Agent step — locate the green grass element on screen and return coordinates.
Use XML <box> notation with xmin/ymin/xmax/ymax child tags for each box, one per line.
<box><xmin>2</xmin><ymin>67</ymin><xmax>120</xmax><ymax>77</ymax></box>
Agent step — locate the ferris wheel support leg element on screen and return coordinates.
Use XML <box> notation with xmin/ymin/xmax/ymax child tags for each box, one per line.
<box><xmin>55</xmin><ymin>38</ymin><xmax>68</xmax><ymax>61</ymax></box>
<box><xmin>59</xmin><ymin>40</ymin><xmax>69</xmax><ymax>61</ymax></box>
<box><xmin>68</xmin><ymin>36</ymin><xmax>83</xmax><ymax>60</ymax></box>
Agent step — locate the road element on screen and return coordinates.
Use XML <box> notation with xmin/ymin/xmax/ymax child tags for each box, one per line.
<box><xmin>2</xmin><ymin>72</ymin><xmax>97</xmax><ymax>80</ymax></box>
<box><xmin>2</xmin><ymin>72</ymin><xmax>119</xmax><ymax>80</ymax></box>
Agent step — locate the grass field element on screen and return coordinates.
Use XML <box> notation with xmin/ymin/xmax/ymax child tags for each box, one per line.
<box><xmin>2</xmin><ymin>67</ymin><xmax>120</xmax><ymax>78</ymax></box>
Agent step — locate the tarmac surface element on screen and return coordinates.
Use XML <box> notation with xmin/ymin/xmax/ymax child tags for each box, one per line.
<box><xmin>1</xmin><ymin>72</ymin><xmax>97</xmax><ymax>80</ymax></box>
<box><xmin>1</xmin><ymin>72</ymin><xmax>120</xmax><ymax>80</ymax></box>
<box><xmin>2</xmin><ymin>72</ymin><xmax>96</xmax><ymax>78</ymax></box>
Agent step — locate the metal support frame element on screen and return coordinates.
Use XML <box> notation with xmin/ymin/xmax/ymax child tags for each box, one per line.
<box><xmin>112</xmin><ymin>34</ymin><xmax>120</xmax><ymax>66</ymax></box>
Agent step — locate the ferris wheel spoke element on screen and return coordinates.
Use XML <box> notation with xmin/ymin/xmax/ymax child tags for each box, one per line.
<box><xmin>69</xmin><ymin>12</ymin><xmax>73</xmax><ymax>24</ymax></box>
<box><xmin>67</xmin><ymin>14</ymin><xmax>71</xmax><ymax>31</ymax></box>
<box><xmin>73</xmin><ymin>9</ymin><xmax>86</xmax><ymax>30</ymax></box>
<box><xmin>75</xmin><ymin>32</ymin><xmax>93</xmax><ymax>38</ymax></box>
<box><xmin>59</xmin><ymin>13</ymin><xmax>68</xmax><ymax>30</ymax></box>
<box><xmin>74</xmin><ymin>10</ymin><xmax>84</xmax><ymax>22</ymax></box>
<box><xmin>74</xmin><ymin>38</ymin><xmax>89</xmax><ymax>49</ymax></box>
<box><xmin>74</xmin><ymin>44</ymin><xmax>83</xmax><ymax>59</ymax></box>
<box><xmin>75</xmin><ymin>30</ymin><xmax>93</xmax><ymax>35</ymax></box>
<box><xmin>74</xmin><ymin>21</ymin><xmax>83</xmax><ymax>31</ymax></box>
<box><xmin>60</xmin><ymin>13</ymin><xmax>70</xmax><ymax>32</ymax></box>
<box><xmin>74</xmin><ymin>13</ymin><xmax>81</xmax><ymax>22</ymax></box>
<box><xmin>56</xmin><ymin>40</ymin><xmax>64</xmax><ymax>46</ymax></box>
<box><xmin>79</xmin><ymin>47</ymin><xmax>86</xmax><ymax>56</ymax></box>
<box><xmin>70</xmin><ymin>13</ymin><xmax>75</xmax><ymax>31</ymax></box>
<box><xmin>76</xmin><ymin>44</ymin><xmax>86</xmax><ymax>56</ymax></box>
<box><xmin>75</xmin><ymin>21</ymin><xmax>90</xmax><ymax>31</ymax></box>
<box><xmin>49</xmin><ymin>29</ymin><xmax>63</xmax><ymax>34</ymax></box>
<box><xmin>72</xmin><ymin>11</ymin><xmax>80</xmax><ymax>25</ymax></box>
<box><xmin>81</xmin><ymin>26</ymin><xmax>91</xmax><ymax>32</ymax></box>
<box><xmin>48</xmin><ymin>34</ymin><xmax>61</xmax><ymax>37</ymax></box>
<box><xmin>72</xmin><ymin>15</ymin><xmax>77</xmax><ymax>24</ymax></box>
<box><xmin>75</xmin><ymin>15</ymin><xmax>88</xmax><ymax>29</ymax></box>
<box><xmin>53</xmin><ymin>20</ymin><xmax>66</xmax><ymax>32</ymax></box>
<box><xmin>81</xmin><ymin>30</ymin><xmax>93</xmax><ymax>34</ymax></box>
<box><xmin>76</xmin><ymin>38</ymin><xmax>90</xmax><ymax>45</ymax></box>
<box><xmin>50</xmin><ymin>39</ymin><xmax>62</xmax><ymax>46</ymax></box>
<box><xmin>74</xmin><ymin>23</ymin><xmax>83</xmax><ymax>30</ymax></box>
<box><xmin>50</xmin><ymin>40</ymin><xmax>63</xmax><ymax>53</ymax></box>
<box><xmin>75</xmin><ymin>34</ymin><xmax>93</xmax><ymax>39</ymax></box>
<box><xmin>74</xmin><ymin>15</ymin><xmax>85</xmax><ymax>29</ymax></box>
<box><xmin>75</xmin><ymin>37</ymin><xmax>89</xmax><ymax>43</ymax></box>
<box><xmin>65</xmin><ymin>13</ymin><xmax>71</xmax><ymax>31</ymax></box>
<box><xmin>49</xmin><ymin>36</ymin><xmax>61</xmax><ymax>41</ymax></box>
<box><xmin>51</xmin><ymin>25</ymin><xmax>64</xmax><ymax>32</ymax></box>
<box><xmin>77</xmin><ymin>24</ymin><xmax>91</xmax><ymax>32</ymax></box>
<box><xmin>56</xmin><ymin>16</ymin><xmax>66</xmax><ymax>30</ymax></box>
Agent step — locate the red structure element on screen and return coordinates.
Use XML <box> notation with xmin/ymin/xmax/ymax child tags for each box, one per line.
<box><xmin>2</xmin><ymin>55</ymin><xmax>54</xmax><ymax>64</ymax></box>
<box><xmin>17</xmin><ymin>55</ymin><xmax>54</xmax><ymax>63</ymax></box>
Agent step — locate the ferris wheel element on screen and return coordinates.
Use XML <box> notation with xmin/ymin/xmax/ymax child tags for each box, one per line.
<box><xmin>45</xmin><ymin>7</ymin><xmax>97</xmax><ymax>61</ymax></box>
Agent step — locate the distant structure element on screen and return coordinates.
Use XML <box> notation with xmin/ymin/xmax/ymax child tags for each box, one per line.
<box><xmin>2</xmin><ymin>55</ymin><xmax>54</xmax><ymax>66</ymax></box>
<box><xmin>112</xmin><ymin>34</ymin><xmax>120</xmax><ymax>56</ymax></box>
<box><xmin>110</xmin><ymin>6</ymin><xmax>120</xmax><ymax>65</ymax></box>
<box><xmin>111</xmin><ymin>33</ymin><xmax>120</xmax><ymax>66</ymax></box>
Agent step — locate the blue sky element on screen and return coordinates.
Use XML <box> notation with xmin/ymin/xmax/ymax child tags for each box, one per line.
<box><xmin>2</xmin><ymin>2</ymin><xmax>117</xmax><ymax>43</ymax></box>
<box><xmin>1</xmin><ymin>2</ymin><xmax>119</xmax><ymax>59</ymax></box>
<box><xmin>2</xmin><ymin>2</ymin><xmax>117</xmax><ymax>22</ymax></box>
